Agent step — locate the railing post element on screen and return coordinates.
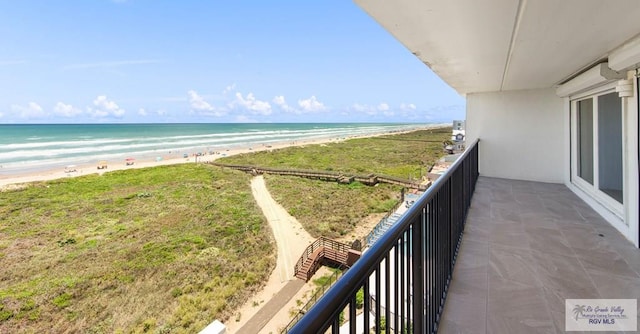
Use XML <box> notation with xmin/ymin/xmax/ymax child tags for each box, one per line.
<box><xmin>287</xmin><ymin>140</ymin><xmax>480</xmax><ymax>334</ymax></box>
<box><xmin>412</xmin><ymin>212</ymin><xmax>424</xmax><ymax>333</ymax></box>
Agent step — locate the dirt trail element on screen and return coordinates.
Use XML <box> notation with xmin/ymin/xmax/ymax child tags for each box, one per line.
<box><xmin>225</xmin><ymin>176</ymin><xmax>314</xmax><ymax>333</ymax></box>
<box><xmin>251</xmin><ymin>175</ymin><xmax>314</xmax><ymax>282</ymax></box>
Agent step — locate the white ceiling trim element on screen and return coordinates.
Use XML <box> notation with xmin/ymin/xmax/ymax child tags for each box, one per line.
<box><xmin>500</xmin><ymin>0</ymin><xmax>527</xmax><ymax>91</ymax></box>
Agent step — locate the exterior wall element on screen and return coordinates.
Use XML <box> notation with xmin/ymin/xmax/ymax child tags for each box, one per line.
<box><xmin>466</xmin><ymin>88</ymin><xmax>564</xmax><ymax>183</ymax></box>
<box><xmin>562</xmin><ymin>72</ymin><xmax>640</xmax><ymax>247</ymax></box>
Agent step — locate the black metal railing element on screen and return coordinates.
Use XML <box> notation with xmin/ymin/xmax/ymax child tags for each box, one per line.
<box><xmin>287</xmin><ymin>139</ymin><xmax>479</xmax><ymax>333</ymax></box>
<box><xmin>281</xmin><ymin>266</ymin><xmax>347</xmax><ymax>333</ymax></box>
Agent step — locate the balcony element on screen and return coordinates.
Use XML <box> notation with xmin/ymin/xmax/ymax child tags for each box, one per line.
<box><xmin>439</xmin><ymin>177</ymin><xmax>640</xmax><ymax>333</ymax></box>
<box><xmin>289</xmin><ymin>141</ymin><xmax>478</xmax><ymax>333</ymax></box>
<box><xmin>287</xmin><ymin>141</ymin><xmax>640</xmax><ymax>333</ymax></box>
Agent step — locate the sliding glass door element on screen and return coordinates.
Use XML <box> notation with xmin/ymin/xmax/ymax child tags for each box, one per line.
<box><xmin>597</xmin><ymin>93</ymin><xmax>623</xmax><ymax>203</ymax></box>
<box><xmin>572</xmin><ymin>89</ymin><xmax>624</xmax><ymax>215</ymax></box>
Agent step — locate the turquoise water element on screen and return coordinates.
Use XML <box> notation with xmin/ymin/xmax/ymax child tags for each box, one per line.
<box><xmin>0</xmin><ymin>123</ymin><xmax>427</xmax><ymax>175</ymax></box>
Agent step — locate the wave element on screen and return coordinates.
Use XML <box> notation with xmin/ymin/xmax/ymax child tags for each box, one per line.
<box><xmin>0</xmin><ymin>123</ymin><xmax>427</xmax><ymax>170</ymax></box>
<box><xmin>0</xmin><ymin>127</ymin><xmax>367</xmax><ymax>152</ymax></box>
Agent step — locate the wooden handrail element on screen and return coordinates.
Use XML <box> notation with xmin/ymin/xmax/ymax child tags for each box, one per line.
<box><xmin>294</xmin><ymin>237</ymin><xmax>353</xmax><ymax>281</ymax></box>
<box><xmin>208</xmin><ymin>162</ymin><xmax>428</xmax><ymax>190</ymax></box>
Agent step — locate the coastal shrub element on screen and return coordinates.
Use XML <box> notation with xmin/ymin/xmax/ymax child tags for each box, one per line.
<box><xmin>355</xmin><ymin>288</ymin><xmax>364</xmax><ymax>309</ymax></box>
<box><xmin>0</xmin><ymin>164</ymin><xmax>275</xmax><ymax>333</ymax></box>
<box><xmin>219</xmin><ymin>128</ymin><xmax>451</xmax><ymax>178</ymax></box>
<box><xmin>265</xmin><ymin>175</ymin><xmax>400</xmax><ymax>238</ymax></box>
<box><xmin>221</xmin><ymin>128</ymin><xmax>450</xmax><ymax>238</ymax></box>
<box><xmin>52</xmin><ymin>292</ymin><xmax>72</xmax><ymax>308</ymax></box>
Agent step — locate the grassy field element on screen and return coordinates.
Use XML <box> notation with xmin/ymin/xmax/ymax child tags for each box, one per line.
<box><xmin>222</xmin><ymin>128</ymin><xmax>452</xmax><ymax>238</ymax></box>
<box><xmin>0</xmin><ymin>164</ymin><xmax>274</xmax><ymax>333</ymax></box>
<box><xmin>0</xmin><ymin>127</ymin><xmax>451</xmax><ymax>333</ymax></box>
<box><xmin>218</xmin><ymin>128</ymin><xmax>452</xmax><ymax>179</ymax></box>
<box><xmin>264</xmin><ymin>175</ymin><xmax>400</xmax><ymax>238</ymax></box>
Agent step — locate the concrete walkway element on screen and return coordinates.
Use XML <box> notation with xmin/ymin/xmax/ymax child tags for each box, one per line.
<box><xmin>224</xmin><ymin>176</ymin><xmax>313</xmax><ymax>334</ymax></box>
<box><xmin>236</xmin><ymin>279</ymin><xmax>305</xmax><ymax>334</ymax></box>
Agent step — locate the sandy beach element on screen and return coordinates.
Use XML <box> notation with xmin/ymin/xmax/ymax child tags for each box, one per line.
<box><xmin>0</xmin><ymin>138</ymin><xmax>333</xmax><ymax>189</ymax></box>
<box><xmin>0</xmin><ymin>125</ymin><xmax>445</xmax><ymax>190</ymax></box>
<box><xmin>0</xmin><ymin>125</ymin><xmax>445</xmax><ymax>333</ymax></box>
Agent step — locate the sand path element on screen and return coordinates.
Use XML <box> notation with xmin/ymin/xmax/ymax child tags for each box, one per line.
<box><xmin>251</xmin><ymin>175</ymin><xmax>313</xmax><ymax>282</ymax></box>
<box><xmin>224</xmin><ymin>176</ymin><xmax>314</xmax><ymax>333</ymax></box>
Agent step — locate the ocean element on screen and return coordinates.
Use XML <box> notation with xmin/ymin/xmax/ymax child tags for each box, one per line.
<box><xmin>0</xmin><ymin>123</ymin><xmax>428</xmax><ymax>175</ymax></box>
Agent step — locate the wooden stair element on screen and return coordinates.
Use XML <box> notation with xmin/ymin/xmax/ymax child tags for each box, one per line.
<box><xmin>293</xmin><ymin>237</ymin><xmax>356</xmax><ymax>281</ymax></box>
<box><xmin>295</xmin><ymin>248</ymin><xmax>322</xmax><ymax>280</ymax></box>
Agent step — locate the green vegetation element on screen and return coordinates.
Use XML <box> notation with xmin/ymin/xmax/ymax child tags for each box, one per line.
<box><xmin>265</xmin><ymin>176</ymin><xmax>400</xmax><ymax>238</ymax></box>
<box><xmin>355</xmin><ymin>288</ymin><xmax>364</xmax><ymax>309</ymax></box>
<box><xmin>0</xmin><ymin>127</ymin><xmax>451</xmax><ymax>333</ymax></box>
<box><xmin>0</xmin><ymin>164</ymin><xmax>274</xmax><ymax>333</ymax></box>
<box><xmin>222</xmin><ymin>128</ymin><xmax>452</xmax><ymax>238</ymax></box>
<box><xmin>219</xmin><ymin>128</ymin><xmax>451</xmax><ymax>179</ymax></box>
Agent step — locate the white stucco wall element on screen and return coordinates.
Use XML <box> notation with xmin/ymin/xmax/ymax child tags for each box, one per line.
<box><xmin>466</xmin><ymin>88</ymin><xmax>564</xmax><ymax>183</ymax></box>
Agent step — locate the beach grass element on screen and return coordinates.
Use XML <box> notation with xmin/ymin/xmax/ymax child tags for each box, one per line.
<box><xmin>264</xmin><ymin>175</ymin><xmax>400</xmax><ymax>238</ymax></box>
<box><xmin>221</xmin><ymin>128</ymin><xmax>452</xmax><ymax>238</ymax></box>
<box><xmin>0</xmin><ymin>164</ymin><xmax>274</xmax><ymax>333</ymax></box>
<box><xmin>218</xmin><ymin>128</ymin><xmax>452</xmax><ymax>179</ymax></box>
<box><xmin>0</xmin><ymin>127</ymin><xmax>452</xmax><ymax>332</ymax></box>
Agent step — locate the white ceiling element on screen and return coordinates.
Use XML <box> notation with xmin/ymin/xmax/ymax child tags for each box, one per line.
<box><xmin>355</xmin><ymin>0</ymin><xmax>640</xmax><ymax>95</ymax></box>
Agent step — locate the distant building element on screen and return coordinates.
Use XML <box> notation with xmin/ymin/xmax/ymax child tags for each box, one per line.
<box><xmin>452</xmin><ymin>120</ymin><xmax>465</xmax><ymax>131</ymax></box>
<box><xmin>451</xmin><ymin>120</ymin><xmax>465</xmax><ymax>151</ymax></box>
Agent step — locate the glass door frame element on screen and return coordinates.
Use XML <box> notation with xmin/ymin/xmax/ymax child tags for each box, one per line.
<box><xmin>570</xmin><ymin>82</ymin><xmax>625</xmax><ymax>218</ymax></box>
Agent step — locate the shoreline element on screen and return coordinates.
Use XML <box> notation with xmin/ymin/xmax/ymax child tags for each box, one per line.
<box><xmin>0</xmin><ymin>125</ymin><xmax>447</xmax><ymax>190</ymax></box>
<box><xmin>0</xmin><ymin>124</ymin><xmax>449</xmax><ymax>332</ymax></box>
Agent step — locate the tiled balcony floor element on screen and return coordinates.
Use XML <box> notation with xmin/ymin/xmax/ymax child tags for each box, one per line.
<box><xmin>439</xmin><ymin>177</ymin><xmax>640</xmax><ymax>334</ymax></box>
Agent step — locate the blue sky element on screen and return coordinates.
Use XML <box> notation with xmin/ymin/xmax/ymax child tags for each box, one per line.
<box><xmin>0</xmin><ymin>0</ymin><xmax>464</xmax><ymax>123</ymax></box>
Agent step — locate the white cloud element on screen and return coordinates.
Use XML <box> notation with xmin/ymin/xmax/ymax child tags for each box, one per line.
<box><xmin>350</xmin><ymin>102</ymin><xmax>415</xmax><ymax>117</ymax></box>
<box><xmin>350</xmin><ymin>103</ymin><xmax>378</xmax><ymax>115</ymax></box>
<box><xmin>377</xmin><ymin>103</ymin><xmax>389</xmax><ymax>111</ymax></box>
<box><xmin>351</xmin><ymin>103</ymin><xmax>367</xmax><ymax>112</ymax></box>
<box><xmin>272</xmin><ymin>95</ymin><xmax>295</xmax><ymax>112</ymax></box>
<box><xmin>298</xmin><ymin>96</ymin><xmax>326</xmax><ymax>113</ymax></box>
<box><xmin>139</xmin><ymin>108</ymin><xmax>166</xmax><ymax>116</ymax></box>
<box><xmin>188</xmin><ymin>90</ymin><xmax>215</xmax><ymax>111</ymax></box>
<box><xmin>234</xmin><ymin>92</ymin><xmax>271</xmax><ymax>115</ymax></box>
<box><xmin>187</xmin><ymin>90</ymin><xmax>226</xmax><ymax>117</ymax></box>
<box><xmin>158</xmin><ymin>96</ymin><xmax>188</xmax><ymax>102</ymax></box>
<box><xmin>400</xmin><ymin>103</ymin><xmax>417</xmax><ymax>111</ymax></box>
<box><xmin>54</xmin><ymin>102</ymin><xmax>83</xmax><ymax>117</ymax></box>
<box><xmin>11</xmin><ymin>102</ymin><xmax>45</xmax><ymax>119</ymax></box>
<box><xmin>88</xmin><ymin>95</ymin><xmax>125</xmax><ymax>118</ymax></box>
<box><xmin>222</xmin><ymin>83</ymin><xmax>236</xmax><ymax>95</ymax></box>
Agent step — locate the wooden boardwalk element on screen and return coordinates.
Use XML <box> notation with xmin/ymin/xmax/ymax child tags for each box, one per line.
<box><xmin>208</xmin><ymin>162</ymin><xmax>429</xmax><ymax>191</ymax></box>
<box><xmin>293</xmin><ymin>237</ymin><xmax>357</xmax><ymax>281</ymax></box>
